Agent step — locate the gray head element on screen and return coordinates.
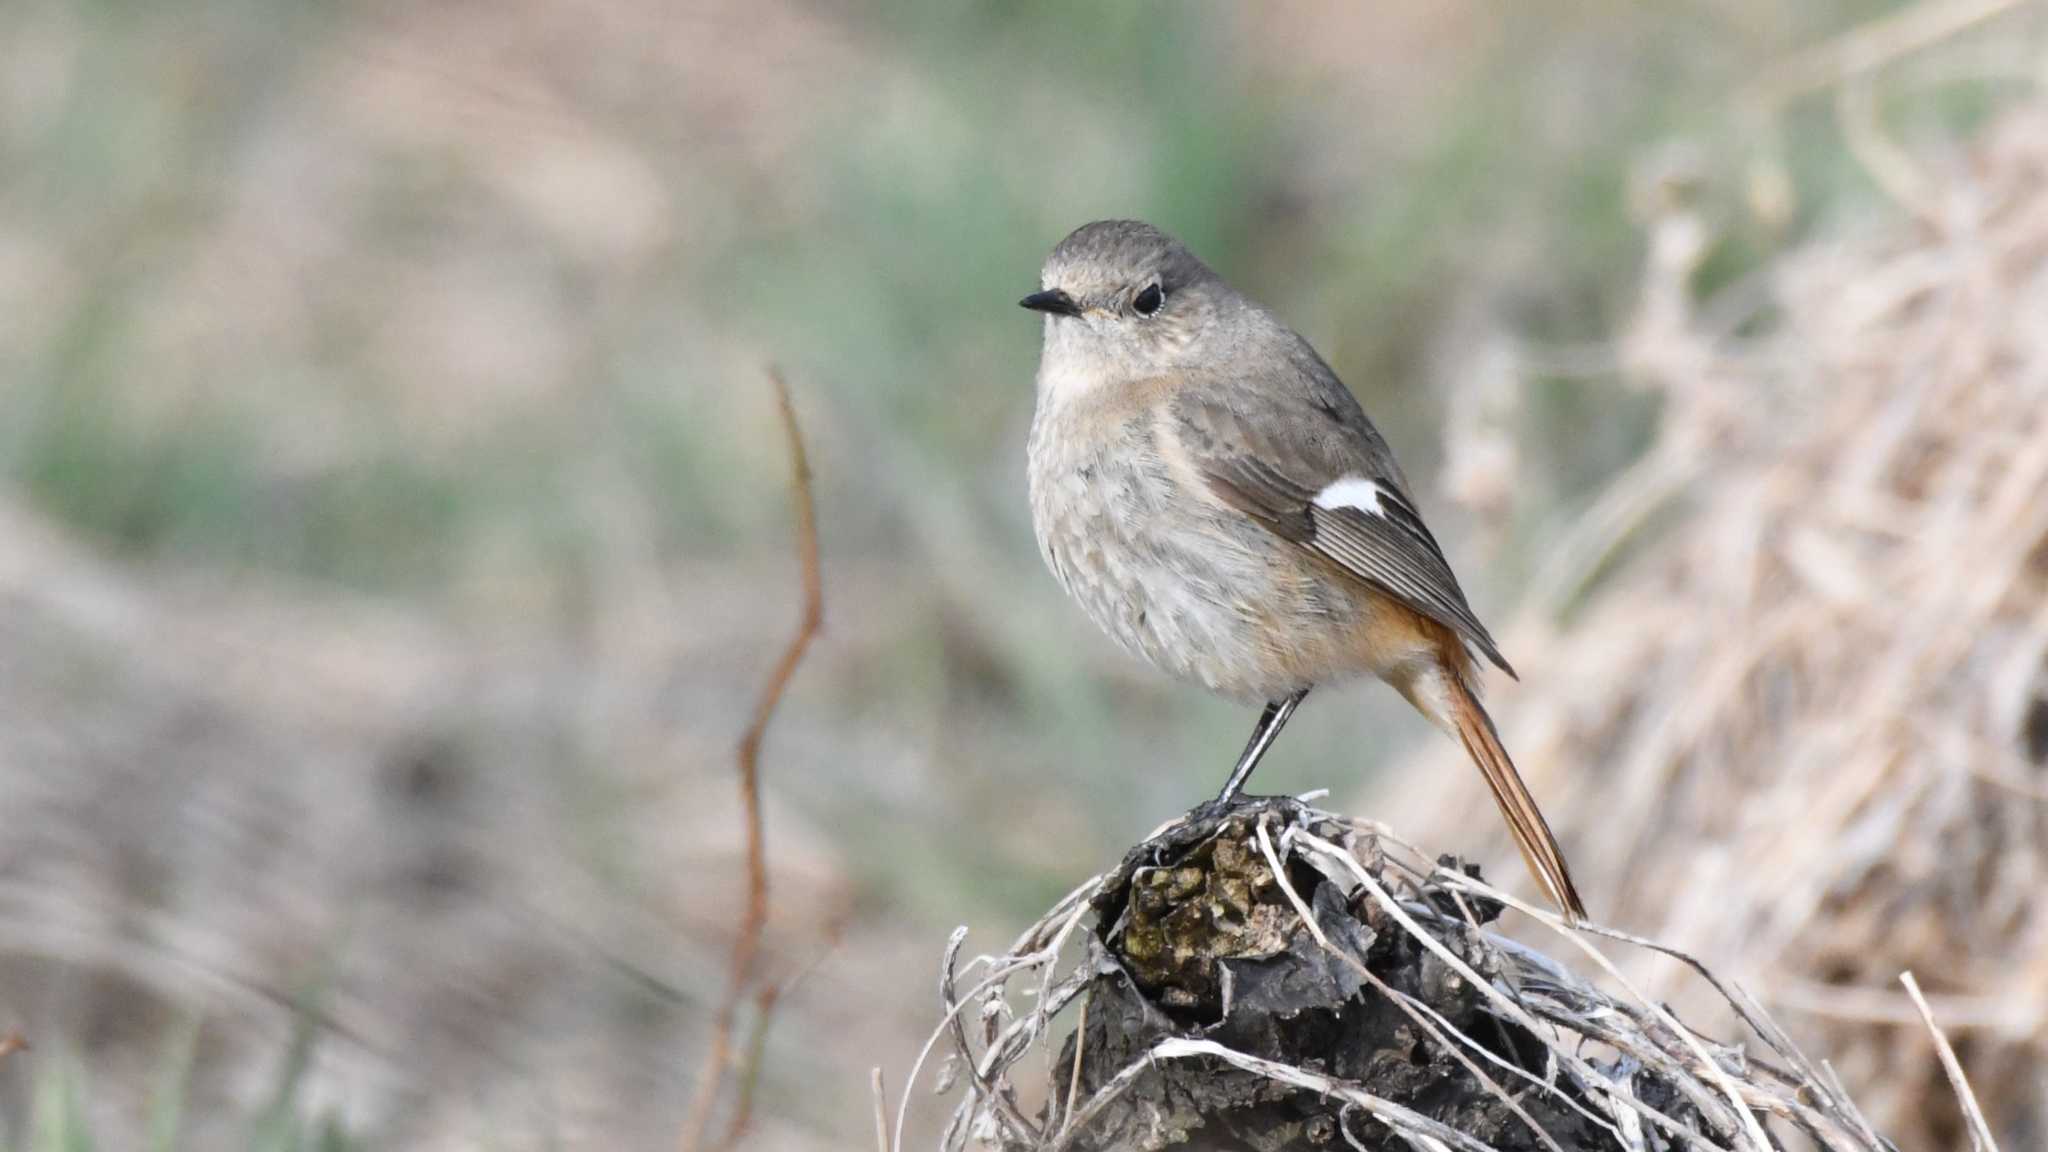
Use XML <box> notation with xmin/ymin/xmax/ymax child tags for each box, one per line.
<box><xmin>1021</xmin><ymin>220</ymin><xmax>1247</xmax><ymax>386</ymax></box>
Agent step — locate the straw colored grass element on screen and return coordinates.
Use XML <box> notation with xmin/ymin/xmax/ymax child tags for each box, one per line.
<box><xmin>1377</xmin><ymin>103</ymin><xmax>2048</xmax><ymax>1147</ymax></box>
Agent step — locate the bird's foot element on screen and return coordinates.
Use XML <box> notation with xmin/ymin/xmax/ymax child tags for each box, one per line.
<box><xmin>1184</xmin><ymin>790</ymin><xmax>1289</xmax><ymax>830</ymax></box>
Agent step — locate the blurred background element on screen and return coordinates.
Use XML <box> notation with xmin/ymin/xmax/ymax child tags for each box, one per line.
<box><xmin>1</xmin><ymin>0</ymin><xmax>2044</xmax><ymax>1148</ymax></box>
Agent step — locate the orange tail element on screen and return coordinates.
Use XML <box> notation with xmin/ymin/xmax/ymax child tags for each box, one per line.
<box><xmin>1440</xmin><ymin>670</ymin><xmax>1587</xmax><ymax>923</ymax></box>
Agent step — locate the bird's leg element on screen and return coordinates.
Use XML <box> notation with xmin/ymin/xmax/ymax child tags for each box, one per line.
<box><xmin>1212</xmin><ymin>688</ymin><xmax>1309</xmax><ymax>806</ymax></box>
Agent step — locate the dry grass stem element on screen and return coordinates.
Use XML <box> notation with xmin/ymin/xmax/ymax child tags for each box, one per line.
<box><xmin>873</xmin><ymin>1068</ymin><xmax>893</xmax><ymax>1152</ymax></box>
<box><xmin>1901</xmin><ymin>972</ymin><xmax>2002</xmax><ymax>1152</ymax></box>
<box><xmin>1747</xmin><ymin>0</ymin><xmax>2029</xmax><ymax>108</ymax></box>
<box><xmin>680</xmin><ymin>366</ymin><xmax>824</xmax><ymax>1152</ymax></box>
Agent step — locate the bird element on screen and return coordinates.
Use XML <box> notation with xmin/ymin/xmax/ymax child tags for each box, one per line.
<box><xmin>1020</xmin><ymin>219</ymin><xmax>1586</xmax><ymax>922</ymax></box>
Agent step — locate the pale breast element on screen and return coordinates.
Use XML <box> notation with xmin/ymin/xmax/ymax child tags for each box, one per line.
<box><xmin>1027</xmin><ymin>394</ymin><xmax>1382</xmax><ymax>702</ymax></box>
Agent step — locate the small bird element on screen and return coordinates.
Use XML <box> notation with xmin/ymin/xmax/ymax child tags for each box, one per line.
<box><xmin>1022</xmin><ymin>220</ymin><xmax>1586</xmax><ymax>921</ymax></box>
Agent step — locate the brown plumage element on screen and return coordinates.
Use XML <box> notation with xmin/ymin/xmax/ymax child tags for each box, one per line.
<box><xmin>1439</xmin><ymin>645</ymin><xmax>1586</xmax><ymax>920</ymax></box>
<box><xmin>1023</xmin><ymin>219</ymin><xmax>1587</xmax><ymax>922</ymax></box>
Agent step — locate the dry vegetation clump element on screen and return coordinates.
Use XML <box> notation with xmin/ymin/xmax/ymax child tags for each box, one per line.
<box><xmin>892</xmin><ymin>797</ymin><xmax>1923</xmax><ymax>1152</ymax></box>
<box><xmin>1377</xmin><ymin>103</ymin><xmax>2048</xmax><ymax>1147</ymax></box>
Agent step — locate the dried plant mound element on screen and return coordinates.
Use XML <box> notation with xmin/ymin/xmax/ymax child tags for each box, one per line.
<box><xmin>889</xmin><ymin>797</ymin><xmax>1923</xmax><ymax>1152</ymax></box>
<box><xmin>1378</xmin><ymin>105</ymin><xmax>2048</xmax><ymax>1146</ymax></box>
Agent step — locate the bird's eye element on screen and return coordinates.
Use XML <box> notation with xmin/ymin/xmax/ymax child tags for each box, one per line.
<box><xmin>1132</xmin><ymin>283</ymin><xmax>1164</xmax><ymax>316</ymax></box>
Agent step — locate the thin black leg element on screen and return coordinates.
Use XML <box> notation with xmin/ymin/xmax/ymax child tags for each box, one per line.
<box><xmin>1213</xmin><ymin>688</ymin><xmax>1309</xmax><ymax>804</ymax></box>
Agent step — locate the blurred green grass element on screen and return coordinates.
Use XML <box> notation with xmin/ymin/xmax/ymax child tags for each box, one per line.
<box><xmin>6</xmin><ymin>0</ymin><xmax>2006</xmax><ymax>823</ymax></box>
<box><xmin>4</xmin><ymin>0</ymin><xmax>2001</xmax><ymax>891</ymax></box>
<box><xmin>10</xmin><ymin>1014</ymin><xmax>358</xmax><ymax>1152</ymax></box>
<box><xmin>10</xmin><ymin>0</ymin><xmax>1952</xmax><ymax>586</ymax></box>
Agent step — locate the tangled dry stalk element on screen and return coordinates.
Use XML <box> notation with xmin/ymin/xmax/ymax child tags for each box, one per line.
<box><xmin>1382</xmin><ymin>98</ymin><xmax>2048</xmax><ymax>1147</ymax></box>
<box><xmin>883</xmin><ymin>797</ymin><xmax>1992</xmax><ymax>1152</ymax></box>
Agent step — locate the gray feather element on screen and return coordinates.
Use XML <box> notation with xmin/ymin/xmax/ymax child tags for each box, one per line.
<box><xmin>1173</xmin><ymin>353</ymin><xmax>1514</xmax><ymax>677</ymax></box>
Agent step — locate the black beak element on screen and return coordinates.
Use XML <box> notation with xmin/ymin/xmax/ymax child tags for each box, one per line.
<box><xmin>1019</xmin><ymin>288</ymin><xmax>1081</xmax><ymax>317</ymax></box>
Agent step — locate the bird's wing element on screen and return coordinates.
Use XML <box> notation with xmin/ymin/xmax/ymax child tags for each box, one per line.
<box><xmin>1170</xmin><ymin>373</ymin><xmax>1514</xmax><ymax>677</ymax></box>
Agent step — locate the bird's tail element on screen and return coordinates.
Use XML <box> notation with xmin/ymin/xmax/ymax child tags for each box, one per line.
<box><xmin>1439</xmin><ymin>669</ymin><xmax>1587</xmax><ymax>923</ymax></box>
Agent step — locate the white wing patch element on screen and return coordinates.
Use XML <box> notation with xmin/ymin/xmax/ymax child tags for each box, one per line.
<box><xmin>1311</xmin><ymin>476</ymin><xmax>1384</xmax><ymax>517</ymax></box>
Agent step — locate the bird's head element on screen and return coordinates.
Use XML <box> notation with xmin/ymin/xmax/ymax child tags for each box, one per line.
<box><xmin>1022</xmin><ymin>220</ymin><xmax>1230</xmax><ymax>384</ymax></box>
